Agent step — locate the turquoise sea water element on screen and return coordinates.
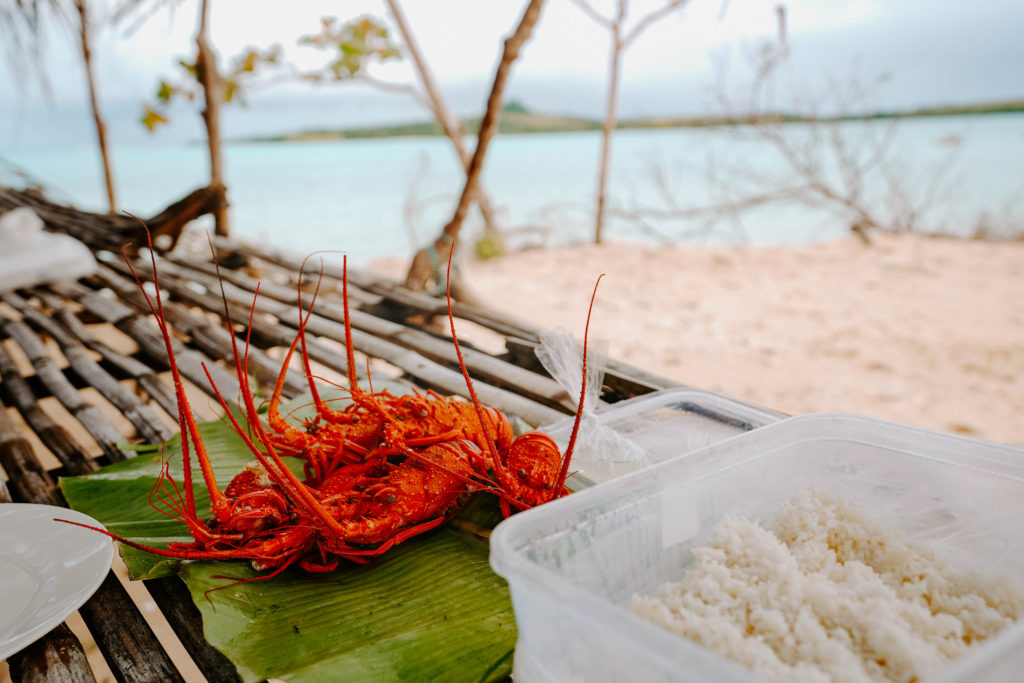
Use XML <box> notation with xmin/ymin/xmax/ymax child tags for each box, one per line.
<box><xmin>5</xmin><ymin>113</ymin><xmax>1023</xmax><ymax>265</ymax></box>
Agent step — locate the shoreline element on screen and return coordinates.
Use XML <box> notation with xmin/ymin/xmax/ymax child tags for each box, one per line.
<box><xmin>369</xmin><ymin>233</ymin><xmax>1024</xmax><ymax>443</ymax></box>
<box><xmin>235</xmin><ymin>103</ymin><xmax>1024</xmax><ymax>144</ymax></box>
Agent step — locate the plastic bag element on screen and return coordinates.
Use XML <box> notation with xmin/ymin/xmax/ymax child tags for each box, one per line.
<box><xmin>0</xmin><ymin>207</ymin><xmax>44</xmax><ymax>245</ymax></box>
<box><xmin>535</xmin><ymin>326</ymin><xmax>648</xmax><ymax>465</ymax></box>
<box><xmin>0</xmin><ymin>208</ymin><xmax>97</xmax><ymax>293</ymax></box>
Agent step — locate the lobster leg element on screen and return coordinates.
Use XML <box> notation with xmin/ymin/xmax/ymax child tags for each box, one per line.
<box><xmin>336</xmin><ymin>515</ymin><xmax>450</xmax><ymax>559</ymax></box>
<box><xmin>55</xmin><ymin>518</ymin><xmax>308</xmax><ymax>567</ymax></box>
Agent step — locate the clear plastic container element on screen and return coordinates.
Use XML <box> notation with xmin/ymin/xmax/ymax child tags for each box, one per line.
<box><xmin>542</xmin><ymin>389</ymin><xmax>783</xmax><ymax>487</ymax></box>
<box><xmin>490</xmin><ymin>413</ymin><xmax>1024</xmax><ymax>683</ymax></box>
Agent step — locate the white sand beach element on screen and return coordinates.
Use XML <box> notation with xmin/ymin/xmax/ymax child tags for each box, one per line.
<box><xmin>373</xmin><ymin>233</ymin><xmax>1024</xmax><ymax>444</ymax></box>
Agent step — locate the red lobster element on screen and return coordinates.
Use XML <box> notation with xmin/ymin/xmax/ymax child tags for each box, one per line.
<box><xmin>258</xmin><ymin>256</ymin><xmax>517</xmax><ymax>485</ymax></box>
<box><xmin>60</xmin><ymin>236</ymin><xmax>600</xmax><ymax>577</ymax></box>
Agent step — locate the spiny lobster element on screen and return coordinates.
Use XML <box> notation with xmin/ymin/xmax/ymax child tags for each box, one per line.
<box><xmin>60</xmin><ymin>235</ymin><xmax>600</xmax><ymax>578</ymax></box>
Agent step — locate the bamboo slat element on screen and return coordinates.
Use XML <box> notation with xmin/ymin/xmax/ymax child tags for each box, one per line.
<box><xmin>48</xmin><ymin>279</ymin><xmax>242</xmax><ymax>402</ymax></box>
<box><xmin>0</xmin><ymin>399</ymin><xmax>186</xmax><ymax>683</ymax></box>
<box><xmin>4</xmin><ymin>293</ymin><xmax>171</xmax><ymax>446</ymax></box>
<box><xmin>218</xmin><ymin>237</ymin><xmax>681</xmax><ymax>397</ymax></box>
<box><xmin>166</xmin><ymin>257</ymin><xmax>581</xmax><ymax>412</ymax></box>
<box><xmin>0</xmin><ymin>400</ymin><xmax>61</xmax><ymax>506</ymax></box>
<box><xmin>77</xmin><ymin>573</ymin><xmax>187</xmax><ymax>683</ymax></box>
<box><xmin>5</xmin><ymin>623</ymin><xmax>97</xmax><ymax>683</ymax></box>
<box><xmin>0</xmin><ymin>343</ymin><xmax>98</xmax><ymax>478</ymax></box>
<box><xmin>126</xmin><ymin>253</ymin><xmax>565</xmax><ymax>426</ymax></box>
<box><xmin>100</xmin><ymin>262</ymin><xmax>308</xmax><ymax>399</ymax></box>
<box><xmin>0</xmin><ymin>314</ymin><xmax>129</xmax><ymax>462</ymax></box>
<box><xmin>219</xmin><ymin>239</ymin><xmax>535</xmax><ymax>338</ymax></box>
<box><xmin>142</xmin><ymin>578</ymin><xmax>243</xmax><ymax>683</ymax></box>
<box><xmin>35</xmin><ymin>288</ymin><xmax>180</xmax><ymax>421</ymax></box>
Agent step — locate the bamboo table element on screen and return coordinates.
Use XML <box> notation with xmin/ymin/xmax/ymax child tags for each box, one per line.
<box><xmin>0</xmin><ymin>235</ymin><xmax>687</xmax><ymax>682</ymax></box>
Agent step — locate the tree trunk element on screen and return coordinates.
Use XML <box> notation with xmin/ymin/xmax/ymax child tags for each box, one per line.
<box><xmin>75</xmin><ymin>0</ymin><xmax>116</xmax><ymax>213</ymax></box>
<box><xmin>594</xmin><ymin>5</ymin><xmax>625</xmax><ymax>244</ymax></box>
<box><xmin>403</xmin><ymin>0</ymin><xmax>546</xmax><ymax>299</ymax></box>
<box><xmin>195</xmin><ymin>0</ymin><xmax>229</xmax><ymax>236</ymax></box>
<box><xmin>385</xmin><ymin>0</ymin><xmax>505</xmax><ymax>253</ymax></box>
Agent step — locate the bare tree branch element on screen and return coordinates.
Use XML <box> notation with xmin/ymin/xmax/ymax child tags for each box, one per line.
<box><xmin>75</xmin><ymin>0</ymin><xmax>116</xmax><ymax>212</ymax></box>
<box><xmin>403</xmin><ymin>0</ymin><xmax>547</xmax><ymax>298</ymax></box>
<box><xmin>623</xmin><ymin>0</ymin><xmax>689</xmax><ymax>48</ymax></box>
<box><xmin>194</xmin><ymin>0</ymin><xmax>229</xmax><ymax>235</ymax></box>
<box><xmin>567</xmin><ymin>0</ymin><xmax>613</xmax><ymax>29</ymax></box>
<box><xmin>573</xmin><ymin>0</ymin><xmax>690</xmax><ymax>243</ymax></box>
<box><xmin>2</xmin><ymin>1</ymin><xmax>118</xmax><ymax>211</ymax></box>
<box><xmin>384</xmin><ymin>0</ymin><xmax>504</xmax><ymax>250</ymax></box>
<box><xmin>613</xmin><ymin>37</ymin><xmax>979</xmax><ymax>246</ymax></box>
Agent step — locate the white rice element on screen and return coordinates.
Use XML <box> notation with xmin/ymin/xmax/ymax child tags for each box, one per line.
<box><xmin>629</xmin><ymin>490</ymin><xmax>1024</xmax><ymax>682</ymax></box>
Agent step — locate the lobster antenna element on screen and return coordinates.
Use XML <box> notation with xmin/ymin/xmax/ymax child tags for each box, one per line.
<box><xmin>296</xmin><ymin>256</ymin><xmax>329</xmax><ymax>411</ymax></box>
<box><xmin>442</xmin><ymin>243</ymin><xmax>507</xmax><ymax>480</ymax></box>
<box><xmin>194</xmin><ymin>252</ymin><xmax>350</xmax><ymax>534</ymax></box>
<box><xmin>200</xmin><ymin>243</ymin><xmax>347</xmax><ymax>535</ymax></box>
<box><xmin>342</xmin><ymin>255</ymin><xmax>360</xmax><ymax>393</ymax></box>
<box><xmin>205</xmin><ymin>244</ymin><xmax>329</xmax><ymax>519</ymax></box>
<box><xmin>553</xmin><ymin>273</ymin><xmax>604</xmax><ymax>495</ymax></box>
<box><xmin>121</xmin><ymin>215</ymin><xmax>226</xmax><ymax>525</ymax></box>
<box><xmin>268</xmin><ymin>251</ymin><xmax>334</xmax><ymax>422</ymax></box>
<box><xmin>207</xmin><ymin>233</ymin><xmax>261</xmax><ymax>421</ymax></box>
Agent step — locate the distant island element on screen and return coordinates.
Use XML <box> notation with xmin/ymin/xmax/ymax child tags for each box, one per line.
<box><xmin>237</xmin><ymin>98</ymin><xmax>1024</xmax><ymax>144</ymax></box>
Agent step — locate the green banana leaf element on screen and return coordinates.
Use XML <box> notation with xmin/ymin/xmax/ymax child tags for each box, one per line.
<box><xmin>60</xmin><ymin>388</ymin><xmax>517</xmax><ymax>682</ymax></box>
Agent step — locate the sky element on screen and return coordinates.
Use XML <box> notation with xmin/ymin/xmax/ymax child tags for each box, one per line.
<box><xmin>1</xmin><ymin>0</ymin><xmax>1023</xmax><ymax>150</ymax></box>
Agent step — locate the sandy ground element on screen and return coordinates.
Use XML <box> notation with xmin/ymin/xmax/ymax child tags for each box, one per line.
<box><xmin>372</xmin><ymin>233</ymin><xmax>1024</xmax><ymax>444</ymax></box>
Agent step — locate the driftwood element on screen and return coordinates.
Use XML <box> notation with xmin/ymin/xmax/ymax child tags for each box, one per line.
<box><xmin>0</xmin><ymin>184</ymin><xmax>224</xmax><ymax>253</ymax></box>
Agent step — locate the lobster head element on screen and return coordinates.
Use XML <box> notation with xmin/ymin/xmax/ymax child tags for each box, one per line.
<box><xmin>501</xmin><ymin>432</ymin><xmax>570</xmax><ymax>510</ymax></box>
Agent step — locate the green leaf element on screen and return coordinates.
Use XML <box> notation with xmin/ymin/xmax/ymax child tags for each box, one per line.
<box><xmin>61</xmin><ymin>416</ymin><xmax>260</xmax><ymax>578</ymax></box>
<box><xmin>184</xmin><ymin>500</ymin><xmax>513</xmax><ymax>683</ymax></box>
<box><xmin>60</xmin><ymin>388</ymin><xmax>516</xmax><ymax>682</ymax></box>
<box><xmin>299</xmin><ymin>14</ymin><xmax>403</xmax><ymax>80</ymax></box>
<box><xmin>141</xmin><ymin>105</ymin><xmax>169</xmax><ymax>132</ymax></box>
<box><xmin>178</xmin><ymin>58</ymin><xmax>198</xmax><ymax>77</ymax></box>
<box><xmin>155</xmin><ymin>80</ymin><xmax>175</xmax><ymax>103</ymax></box>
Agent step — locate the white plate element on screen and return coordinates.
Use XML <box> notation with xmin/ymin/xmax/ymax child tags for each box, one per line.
<box><xmin>0</xmin><ymin>504</ymin><xmax>113</xmax><ymax>661</ymax></box>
